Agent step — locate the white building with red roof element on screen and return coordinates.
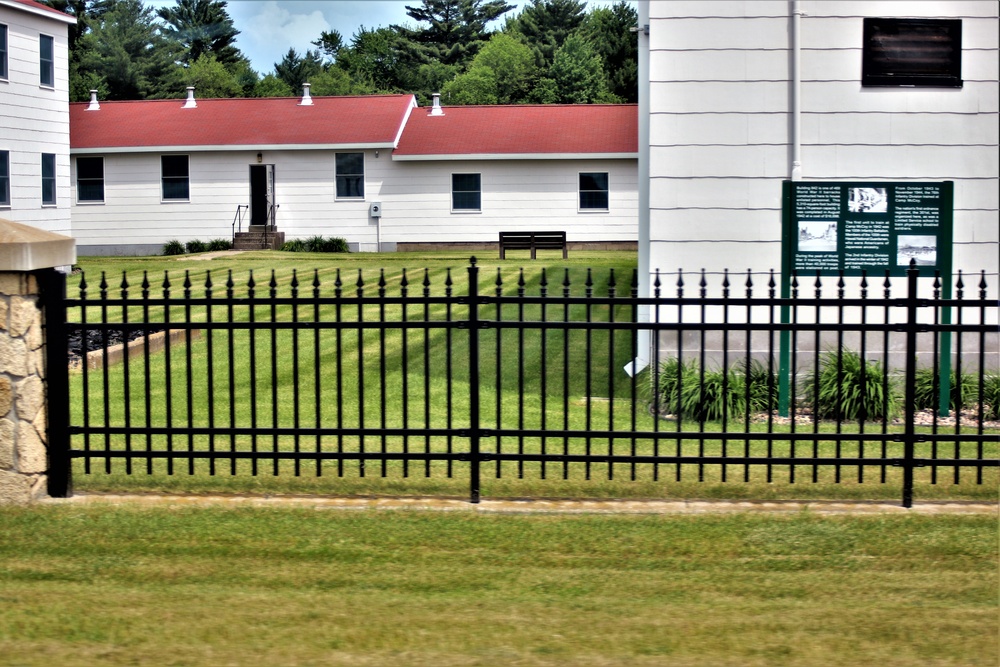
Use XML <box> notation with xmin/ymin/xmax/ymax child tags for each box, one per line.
<box><xmin>68</xmin><ymin>88</ymin><xmax>638</xmax><ymax>254</ymax></box>
<box><xmin>1</xmin><ymin>0</ymin><xmax>76</xmax><ymax>234</ymax></box>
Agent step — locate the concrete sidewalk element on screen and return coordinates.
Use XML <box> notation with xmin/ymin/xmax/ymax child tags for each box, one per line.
<box><xmin>45</xmin><ymin>493</ymin><xmax>998</xmax><ymax>515</ymax></box>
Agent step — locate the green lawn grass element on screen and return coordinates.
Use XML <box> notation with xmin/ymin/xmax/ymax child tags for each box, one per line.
<box><xmin>0</xmin><ymin>505</ymin><xmax>996</xmax><ymax>667</ymax></box>
<box><xmin>65</xmin><ymin>251</ymin><xmax>998</xmax><ymax>503</ymax></box>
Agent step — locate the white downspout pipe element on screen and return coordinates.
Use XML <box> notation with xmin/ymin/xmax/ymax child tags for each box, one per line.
<box><xmin>791</xmin><ymin>0</ymin><xmax>803</xmax><ymax>181</ymax></box>
<box><xmin>626</xmin><ymin>0</ymin><xmax>652</xmax><ymax>377</ymax></box>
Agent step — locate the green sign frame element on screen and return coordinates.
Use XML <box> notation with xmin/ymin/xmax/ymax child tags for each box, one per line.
<box><xmin>778</xmin><ymin>181</ymin><xmax>955</xmax><ymax>416</ymax></box>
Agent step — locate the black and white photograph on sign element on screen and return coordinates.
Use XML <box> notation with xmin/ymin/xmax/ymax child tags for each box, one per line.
<box><xmin>848</xmin><ymin>187</ymin><xmax>888</xmax><ymax>213</ymax></box>
<box><xmin>897</xmin><ymin>235</ymin><xmax>937</xmax><ymax>266</ymax></box>
<box><xmin>798</xmin><ymin>220</ymin><xmax>838</xmax><ymax>252</ymax></box>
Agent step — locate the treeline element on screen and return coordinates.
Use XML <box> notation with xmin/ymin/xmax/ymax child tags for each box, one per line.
<box><xmin>48</xmin><ymin>0</ymin><xmax>637</xmax><ymax>105</ymax></box>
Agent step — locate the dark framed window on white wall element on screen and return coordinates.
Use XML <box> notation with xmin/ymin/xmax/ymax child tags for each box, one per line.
<box><xmin>41</xmin><ymin>153</ymin><xmax>56</xmax><ymax>205</ymax></box>
<box><xmin>161</xmin><ymin>155</ymin><xmax>189</xmax><ymax>201</ymax></box>
<box><xmin>452</xmin><ymin>173</ymin><xmax>481</xmax><ymax>211</ymax></box>
<box><xmin>579</xmin><ymin>172</ymin><xmax>609</xmax><ymax>210</ymax></box>
<box><xmin>862</xmin><ymin>18</ymin><xmax>963</xmax><ymax>87</ymax></box>
<box><xmin>0</xmin><ymin>150</ymin><xmax>10</xmax><ymax>206</ymax></box>
<box><xmin>335</xmin><ymin>152</ymin><xmax>364</xmax><ymax>198</ymax></box>
<box><xmin>1</xmin><ymin>24</ymin><xmax>9</xmax><ymax>80</ymax></box>
<box><xmin>76</xmin><ymin>157</ymin><xmax>104</xmax><ymax>202</ymax></box>
<box><xmin>39</xmin><ymin>34</ymin><xmax>54</xmax><ymax>87</ymax></box>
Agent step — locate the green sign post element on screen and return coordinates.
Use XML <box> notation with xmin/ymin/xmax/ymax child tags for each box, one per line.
<box><xmin>779</xmin><ymin>181</ymin><xmax>954</xmax><ymax>416</ymax></box>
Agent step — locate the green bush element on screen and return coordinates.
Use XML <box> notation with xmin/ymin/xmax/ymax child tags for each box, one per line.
<box><xmin>281</xmin><ymin>236</ymin><xmax>349</xmax><ymax>253</ymax></box>
<box><xmin>185</xmin><ymin>239</ymin><xmax>207</xmax><ymax>253</ymax></box>
<box><xmin>983</xmin><ymin>373</ymin><xmax>1000</xmax><ymax>421</ymax></box>
<box><xmin>651</xmin><ymin>358</ymin><xmax>777</xmax><ymax>422</ymax></box>
<box><xmin>206</xmin><ymin>238</ymin><xmax>233</xmax><ymax>251</ymax></box>
<box><xmin>913</xmin><ymin>367</ymin><xmax>977</xmax><ymax>412</ymax></box>
<box><xmin>280</xmin><ymin>239</ymin><xmax>306</xmax><ymax>252</ymax></box>
<box><xmin>162</xmin><ymin>240</ymin><xmax>186</xmax><ymax>256</ymax></box>
<box><xmin>807</xmin><ymin>349</ymin><xmax>900</xmax><ymax>421</ymax></box>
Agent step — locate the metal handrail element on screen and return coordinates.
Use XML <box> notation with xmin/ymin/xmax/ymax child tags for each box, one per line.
<box><xmin>232</xmin><ymin>204</ymin><xmax>248</xmax><ymax>242</ymax></box>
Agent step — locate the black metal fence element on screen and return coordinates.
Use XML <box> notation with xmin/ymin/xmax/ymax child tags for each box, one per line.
<box><xmin>43</xmin><ymin>260</ymin><xmax>998</xmax><ymax>506</ymax></box>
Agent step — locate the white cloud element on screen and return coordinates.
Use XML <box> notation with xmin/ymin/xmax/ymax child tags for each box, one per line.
<box><xmin>233</xmin><ymin>1</ymin><xmax>332</xmax><ymax>71</ymax></box>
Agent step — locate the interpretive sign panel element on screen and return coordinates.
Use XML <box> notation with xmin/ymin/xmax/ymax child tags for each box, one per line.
<box><xmin>781</xmin><ymin>181</ymin><xmax>953</xmax><ymax>277</ymax></box>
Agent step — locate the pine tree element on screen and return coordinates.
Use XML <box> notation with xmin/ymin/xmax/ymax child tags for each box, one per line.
<box><xmin>506</xmin><ymin>0</ymin><xmax>586</xmax><ymax>69</ymax></box>
<box><xmin>397</xmin><ymin>0</ymin><xmax>515</xmax><ymax>67</ymax></box>
<box><xmin>156</xmin><ymin>0</ymin><xmax>242</xmax><ymax>67</ymax></box>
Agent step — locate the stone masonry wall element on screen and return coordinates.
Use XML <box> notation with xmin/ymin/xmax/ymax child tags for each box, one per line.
<box><xmin>0</xmin><ymin>272</ymin><xmax>49</xmax><ymax>503</ymax></box>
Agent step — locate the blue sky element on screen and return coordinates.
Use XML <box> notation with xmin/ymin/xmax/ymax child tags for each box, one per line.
<box><xmin>148</xmin><ymin>1</ymin><xmax>633</xmax><ymax>74</ymax></box>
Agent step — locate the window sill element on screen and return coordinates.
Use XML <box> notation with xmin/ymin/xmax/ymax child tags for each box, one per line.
<box><xmin>161</xmin><ymin>199</ymin><xmax>190</xmax><ymax>204</ymax></box>
<box><xmin>336</xmin><ymin>197</ymin><xmax>365</xmax><ymax>202</ymax></box>
<box><xmin>77</xmin><ymin>200</ymin><xmax>105</xmax><ymax>205</ymax></box>
<box><xmin>451</xmin><ymin>209</ymin><xmax>482</xmax><ymax>214</ymax></box>
<box><xmin>578</xmin><ymin>208</ymin><xmax>609</xmax><ymax>214</ymax></box>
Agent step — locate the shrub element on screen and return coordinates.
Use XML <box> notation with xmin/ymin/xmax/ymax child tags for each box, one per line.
<box><xmin>913</xmin><ymin>367</ymin><xmax>977</xmax><ymax>412</ymax></box>
<box><xmin>650</xmin><ymin>358</ymin><xmax>777</xmax><ymax>422</ymax></box>
<box><xmin>983</xmin><ymin>372</ymin><xmax>1000</xmax><ymax>421</ymax></box>
<box><xmin>185</xmin><ymin>239</ymin><xmax>207</xmax><ymax>253</ymax></box>
<box><xmin>807</xmin><ymin>349</ymin><xmax>900</xmax><ymax>421</ymax></box>
<box><xmin>281</xmin><ymin>236</ymin><xmax>349</xmax><ymax>253</ymax></box>
<box><xmin>280</xmin><ymin>239</ymin><xmax>306</xmax><ymax>252</ymax></box>
<box><xmin>162</xmin><ymin>240</ymin><xmax>186</xmax><ymax>256</ymax></box>
<box><xmin>207</xmin><ymin>238</ymin><xmax>233</xmax><ymax>251</ymax></box>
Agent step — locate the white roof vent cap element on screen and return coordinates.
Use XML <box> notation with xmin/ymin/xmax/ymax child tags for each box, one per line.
<box><xmin>183</xmin><ymin>86</ymin><xmax>197</xmax><ymax>109</ymax></box>
<box><xmin>300</xmin><ymin>83</ymin><xmax>314</xmax><ymax>106</ymax></box>
<box><xmin>86</xmin><ymin>89</ymin><xmax>100</xmax><ymax>111</ymax></box>
<box><xmin>430</xmin><ymin>92</ymin><xmax>444</xmax><ymax>116</ymax></box>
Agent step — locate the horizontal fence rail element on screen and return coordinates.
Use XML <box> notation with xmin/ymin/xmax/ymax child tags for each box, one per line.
<box><xmin>47</xmin><ymin>259</ymin><xmax>999</xmax><ymax>506</ymax></box>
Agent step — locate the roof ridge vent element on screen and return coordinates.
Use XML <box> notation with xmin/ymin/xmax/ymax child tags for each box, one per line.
<box><xmin>86</xmin><ymin>89</ymin><xmax>100</xmax><ymax>111</ymax></box>
<box><xmin>300</xmin><ymin>83</ymin><xmax>313</xmax><ymax>106</ymax></box>
<box><xmin>182</xmin><ymin>86</ymin><xmax>197</xmax><ymax>109</ymax></box>
<box><xmin>429</xmin><ymin>92</ymin><xmax>444</xmax><ymax>116</ymax></box>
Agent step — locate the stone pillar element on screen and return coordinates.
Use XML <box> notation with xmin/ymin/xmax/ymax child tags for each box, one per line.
<box><xmin>0</xmin><ymin>218</ymin><xmax>76</xmax><ymax>504</ymax></box>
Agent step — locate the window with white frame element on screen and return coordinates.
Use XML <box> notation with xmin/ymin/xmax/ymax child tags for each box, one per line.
<box><xmin>76</xmin><ymin>156</ymin><xmax>105</xmax><ymax>202</ymax></box>
<box><xmin>41</xmin><ymin>153</ymin><xmax>56</xmax><ymax>205</ymax></box>
<box><xmin>335</xmin><ymin>152</ymin><xmax>364</xmax><ymax>198</ymax></box>
<box><xmin>40</xmin><ymin>34</ymin><xmax>54</xmax><ymax>87</ymax></box>
<box><xmin>1</xmin><ymin>25</ymin><xmax>8</xmax><ymax>80</ymax></box>
<box><xmin>451</xmin><ymin>173</ymin><xmax>481</xmax><ymax>211</ymax></box>
<box><xmin>0</xmin><ymin>151</ymin><xmax>10</xmax><ymax>206</ymax></box>
<box><xmin>161</xmin><ymin>155</ymin><xmax>189</xmax><ymax>201</ymax></box>
<box><xmin>579</xmin><ymin>172</ymin><xmax>609</xmax><ymax>210</ymax></box>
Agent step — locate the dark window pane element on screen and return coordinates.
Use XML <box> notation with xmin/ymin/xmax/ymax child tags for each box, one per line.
<box><xmin>335</xmin><ymin>153</ymin><xmax>364</xmax><ymax>197</ymax></box>
<box><xmin>336</xmin><ymin>152</ymin><xmax>364</xmax><ymax>174</ymax></box>
<box><xmin>162</xmin><ymin>179</ymin><xmax>189</xmax><ymax>200</ymax></box>
<box><xmin>78</xmin><ymin>181</ymin><xmax>104</xmax><ymax>202</ymax></box>
<box><xmin>161</xmin><ymin>155</ymin><xmax>188</xmax><ymax>178</ymax></box>
<box><xmin>452</xmin><ymin>173</ymin><xmax>480</xmax><ymax>192</ymax></box>
<box><xmin>580</xmin><ymin>191</ymin><xmax>608</xmax><ymax>210</ymax></box>
<box><xmin>452</xmin><ymin>191</ymin><xmax>481</xmax><ymax>210</ymax></box>
<box><xmin>0</xmin><ymin>150</ymin><xmax>8</xmax><ymax>206</ymax></box>
<box><xmin>40</xmin><ymin>35</ymin><xmax>54</xmax><ymax>86</ymax></box>
<box><xmin>41</xmin><ymin>154</ymin><xmax>56</xmax><ymax>205</ymax></box>
<box><xmin>1</xmin><ymin>25</ymin><xmax>8</xmax><ymax>79</ymax></box>
<box><xmin>77</xmin><ymin>157</ymin><xmax>103</xmax><ymax>179</ymax></box>
<box><xmin>579</xmin><ymin>172</ymin><xmax>608</xmax><ymax>191</ymax></box>
<box><xmin>336</xmin><ymin>175</ymin><xmax>364</xmax><ymax>198</ymax></box>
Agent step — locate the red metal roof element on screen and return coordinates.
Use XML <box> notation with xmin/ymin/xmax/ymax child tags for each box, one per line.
<box><xmin>2</xmin><ymin>0</ymin><xmax>77</xmax><ymax>21</ymax></box>
<box><xmin>70</xmin><ymin>95</ymin><xmax>416</xmax><ymax>151</ymax></box>
<box><xmin>393</xmin><ymin>104</ymin><xmax>638</xmax><ymax>158</ymax></box>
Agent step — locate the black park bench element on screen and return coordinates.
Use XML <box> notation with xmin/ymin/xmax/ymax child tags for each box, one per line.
<box><xmin>498</xmin><ymin>231</ymin><xmax>568</xmax><ymax>260</ymax></box>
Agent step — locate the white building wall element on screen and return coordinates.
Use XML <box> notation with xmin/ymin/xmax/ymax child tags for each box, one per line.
<box><xmin>71</xmin><ymin>150</ymin><xmax>638</xmax><ymax>254</ymax></box>
<box><xmin>0</xmin><ymin>3</ymin><xmax>72</xmax><ymax>234</ymax></box>
<box><xmin>381</xmin><ymin>159</ymin><xmax>637</xmax><ymax>244</ymax></box>
<box><xmin>647</xmin><ymin>0</ymin><xmax>999</xmax><ymax>280</ymax></box>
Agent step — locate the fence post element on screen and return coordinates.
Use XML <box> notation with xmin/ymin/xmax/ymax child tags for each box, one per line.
<box><xmin>38</xmin><ymin>269</ymin><xmax>71</xmax><ymax>497</ymax></box>
<box><xmin>467</xmin><ymin>257</ymin><xmax>481</xmax><ymax>503</ymax></box>
<box><xmin>0</xmin><ymin>219</ymin><xmax>76</xmax><ymax>504</ymax></box>
<box><xmin>901</xmin><ymin>261</ymin><xmax>919</xmax><ymax>508</ymax></box>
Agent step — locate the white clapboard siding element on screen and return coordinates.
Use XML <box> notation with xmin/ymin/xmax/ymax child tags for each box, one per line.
<box><xmin>647</xmin><ymin>0</ymin><xmax>999</xmax><ymax>280</ymax></box>
<box><xmin>0</xmin><ymin>4</ymin><xmax>73</xmax><ymax>234</ymax></box>
<box><xmin>71</xmin><ymin>150</ymin><xmax>637</xmax><ymax>250</ymax></box>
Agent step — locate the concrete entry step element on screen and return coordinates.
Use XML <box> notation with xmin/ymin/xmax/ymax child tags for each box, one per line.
<box><xmin>233</xmin><ymin>231</ymin><xmax>285</xmax><ymax>250</ymax></box>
